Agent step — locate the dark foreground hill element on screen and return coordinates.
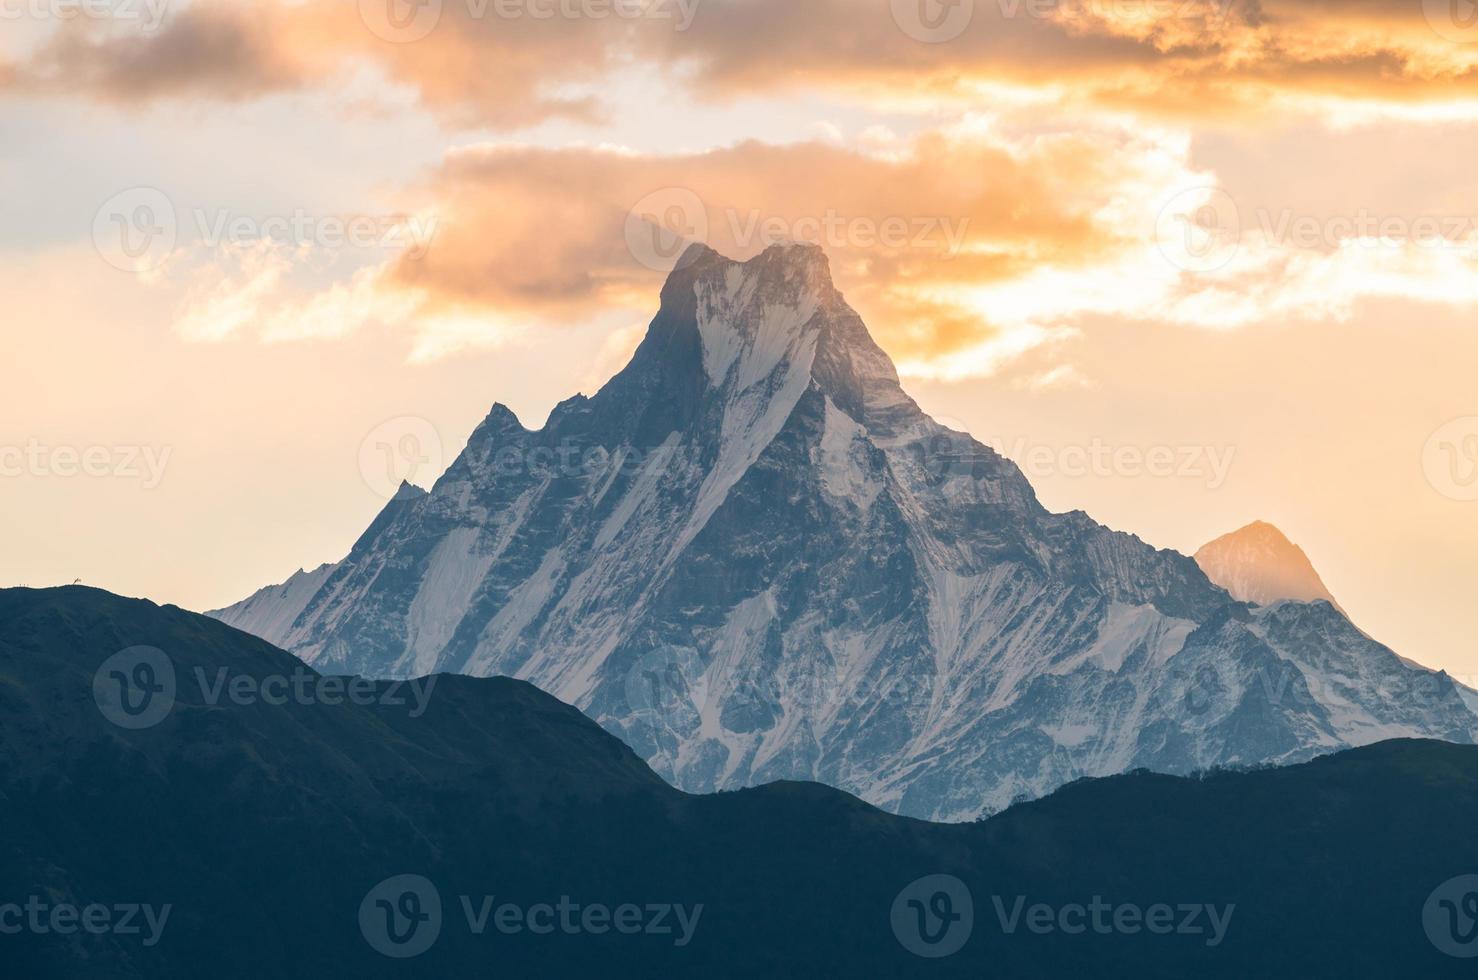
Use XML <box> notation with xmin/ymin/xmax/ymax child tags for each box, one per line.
<box><xmin>2</xmin><ymin>586</ymin><xmax>1476</xmax><ymax>977</ymax></box>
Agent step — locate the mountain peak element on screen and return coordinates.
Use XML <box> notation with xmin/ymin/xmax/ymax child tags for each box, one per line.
<box><xmin>1195</xmin><ymin>521</ymin><xmax>1344</xmax><ymax>612</ymax></box>
<box><xmin>660</xmin><ymin>240</ymin><xmax>836</xmax><ymax>312</ymax></box>
<box><xmin>392</xmin><ymin>479</ymin><xmax>427</xmax><ymax>501</ymax></box>
<box><xmin>753</xmin><ymin>238</ymin><xmax>834</xmax><ymax>277</ymax></box>
<box><xmin>642</xmin><ymin>243</ymin><xmax>920</xmax><ymax>428</ymax></box>
<box><xmin>214</xmin><ymin>247</ymin><xmax>1474</xmax><ymax>822</ymax></box>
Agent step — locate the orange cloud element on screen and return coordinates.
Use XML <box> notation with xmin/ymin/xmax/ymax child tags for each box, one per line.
<box><xmin>2</xmin><ymin>0</ymin><xmax>623</xmax><ymax>126</ymax></box>
<box><xmin>142</xmin><ymin>107</ymin><xmax>1478</xmax><ymax>378</ymax></box>
<box><xmin>146</xmin><ymin>118</ymin><xmax>1199</xmax><ymax>371</ymax></box>
<box><xmin>8</xmin><ymin>0</ymin><xmax>1478</xmax><ymax>126</ymax></box>
<box><xmin>379</xmin><ymin>127</ymin><xmax>1147</xmax><ymax>363</ymax></box>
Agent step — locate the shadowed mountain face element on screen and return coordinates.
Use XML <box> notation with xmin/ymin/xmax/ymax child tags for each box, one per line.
<box><xmin>1195</xmin><ymin>521</ymin><xmax>1344</xmax><ymax>612</ymax></box>
<box><xmin>213</xmin><ymin>243</ymin><xmax>1476</xmax><ymax>820</ymax></box>
<box><xmin>5</xmin><ymin>588</ymin><xmax>1478</xmax><ymax>978</ymax></box>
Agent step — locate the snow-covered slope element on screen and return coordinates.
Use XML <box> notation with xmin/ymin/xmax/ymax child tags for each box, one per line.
<box><xmin>1195</xmin><ymin>521</ymin><xmax>1343</xmax><ymax>612</ymax></box>
<box><xmin>211</xmin><ymin>243</ymin><xmax>1478</xmax><ymax>820</ymax></box>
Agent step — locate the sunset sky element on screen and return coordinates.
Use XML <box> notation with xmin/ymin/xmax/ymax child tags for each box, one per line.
<box><xmin>3</xmin><ymin>0</ymin><xmax>1476</xmax><ymax>676</ymax></box>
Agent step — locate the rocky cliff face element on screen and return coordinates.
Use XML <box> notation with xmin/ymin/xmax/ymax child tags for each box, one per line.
<box><xmin>213</xmin><ymin>243</ymin><xmax>1477</xmax><ymax>820</ymax></box>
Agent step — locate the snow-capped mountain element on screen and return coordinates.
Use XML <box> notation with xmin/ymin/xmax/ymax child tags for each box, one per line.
<box><xmin>213</xmin><ymin>243</ymin><xmax>1477</xmax><ymax>820</ymax></box>
<box><xmin>1195</xmin><ymin>521</ymin><xmax>1344</xmax><ymax>612</ymax></box>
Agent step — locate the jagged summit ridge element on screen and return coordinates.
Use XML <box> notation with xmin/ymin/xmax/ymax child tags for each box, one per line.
<box><xmin>212</xmin><ymin>245</ymin><xmax>1476</xmax><ymax>821</ymax></box>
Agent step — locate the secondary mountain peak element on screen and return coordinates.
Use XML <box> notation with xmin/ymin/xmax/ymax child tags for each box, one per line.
<box><xmin>1195</xmin><ymin>520</ymin><xmax>1344</xmax><ymax>612</ymax></box>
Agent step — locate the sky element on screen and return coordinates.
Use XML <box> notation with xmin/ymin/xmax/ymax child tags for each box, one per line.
<box><xmin>2</xmin><ymin>0</ymin><xmax>1476</xmax><ymax>677</ymax></box>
